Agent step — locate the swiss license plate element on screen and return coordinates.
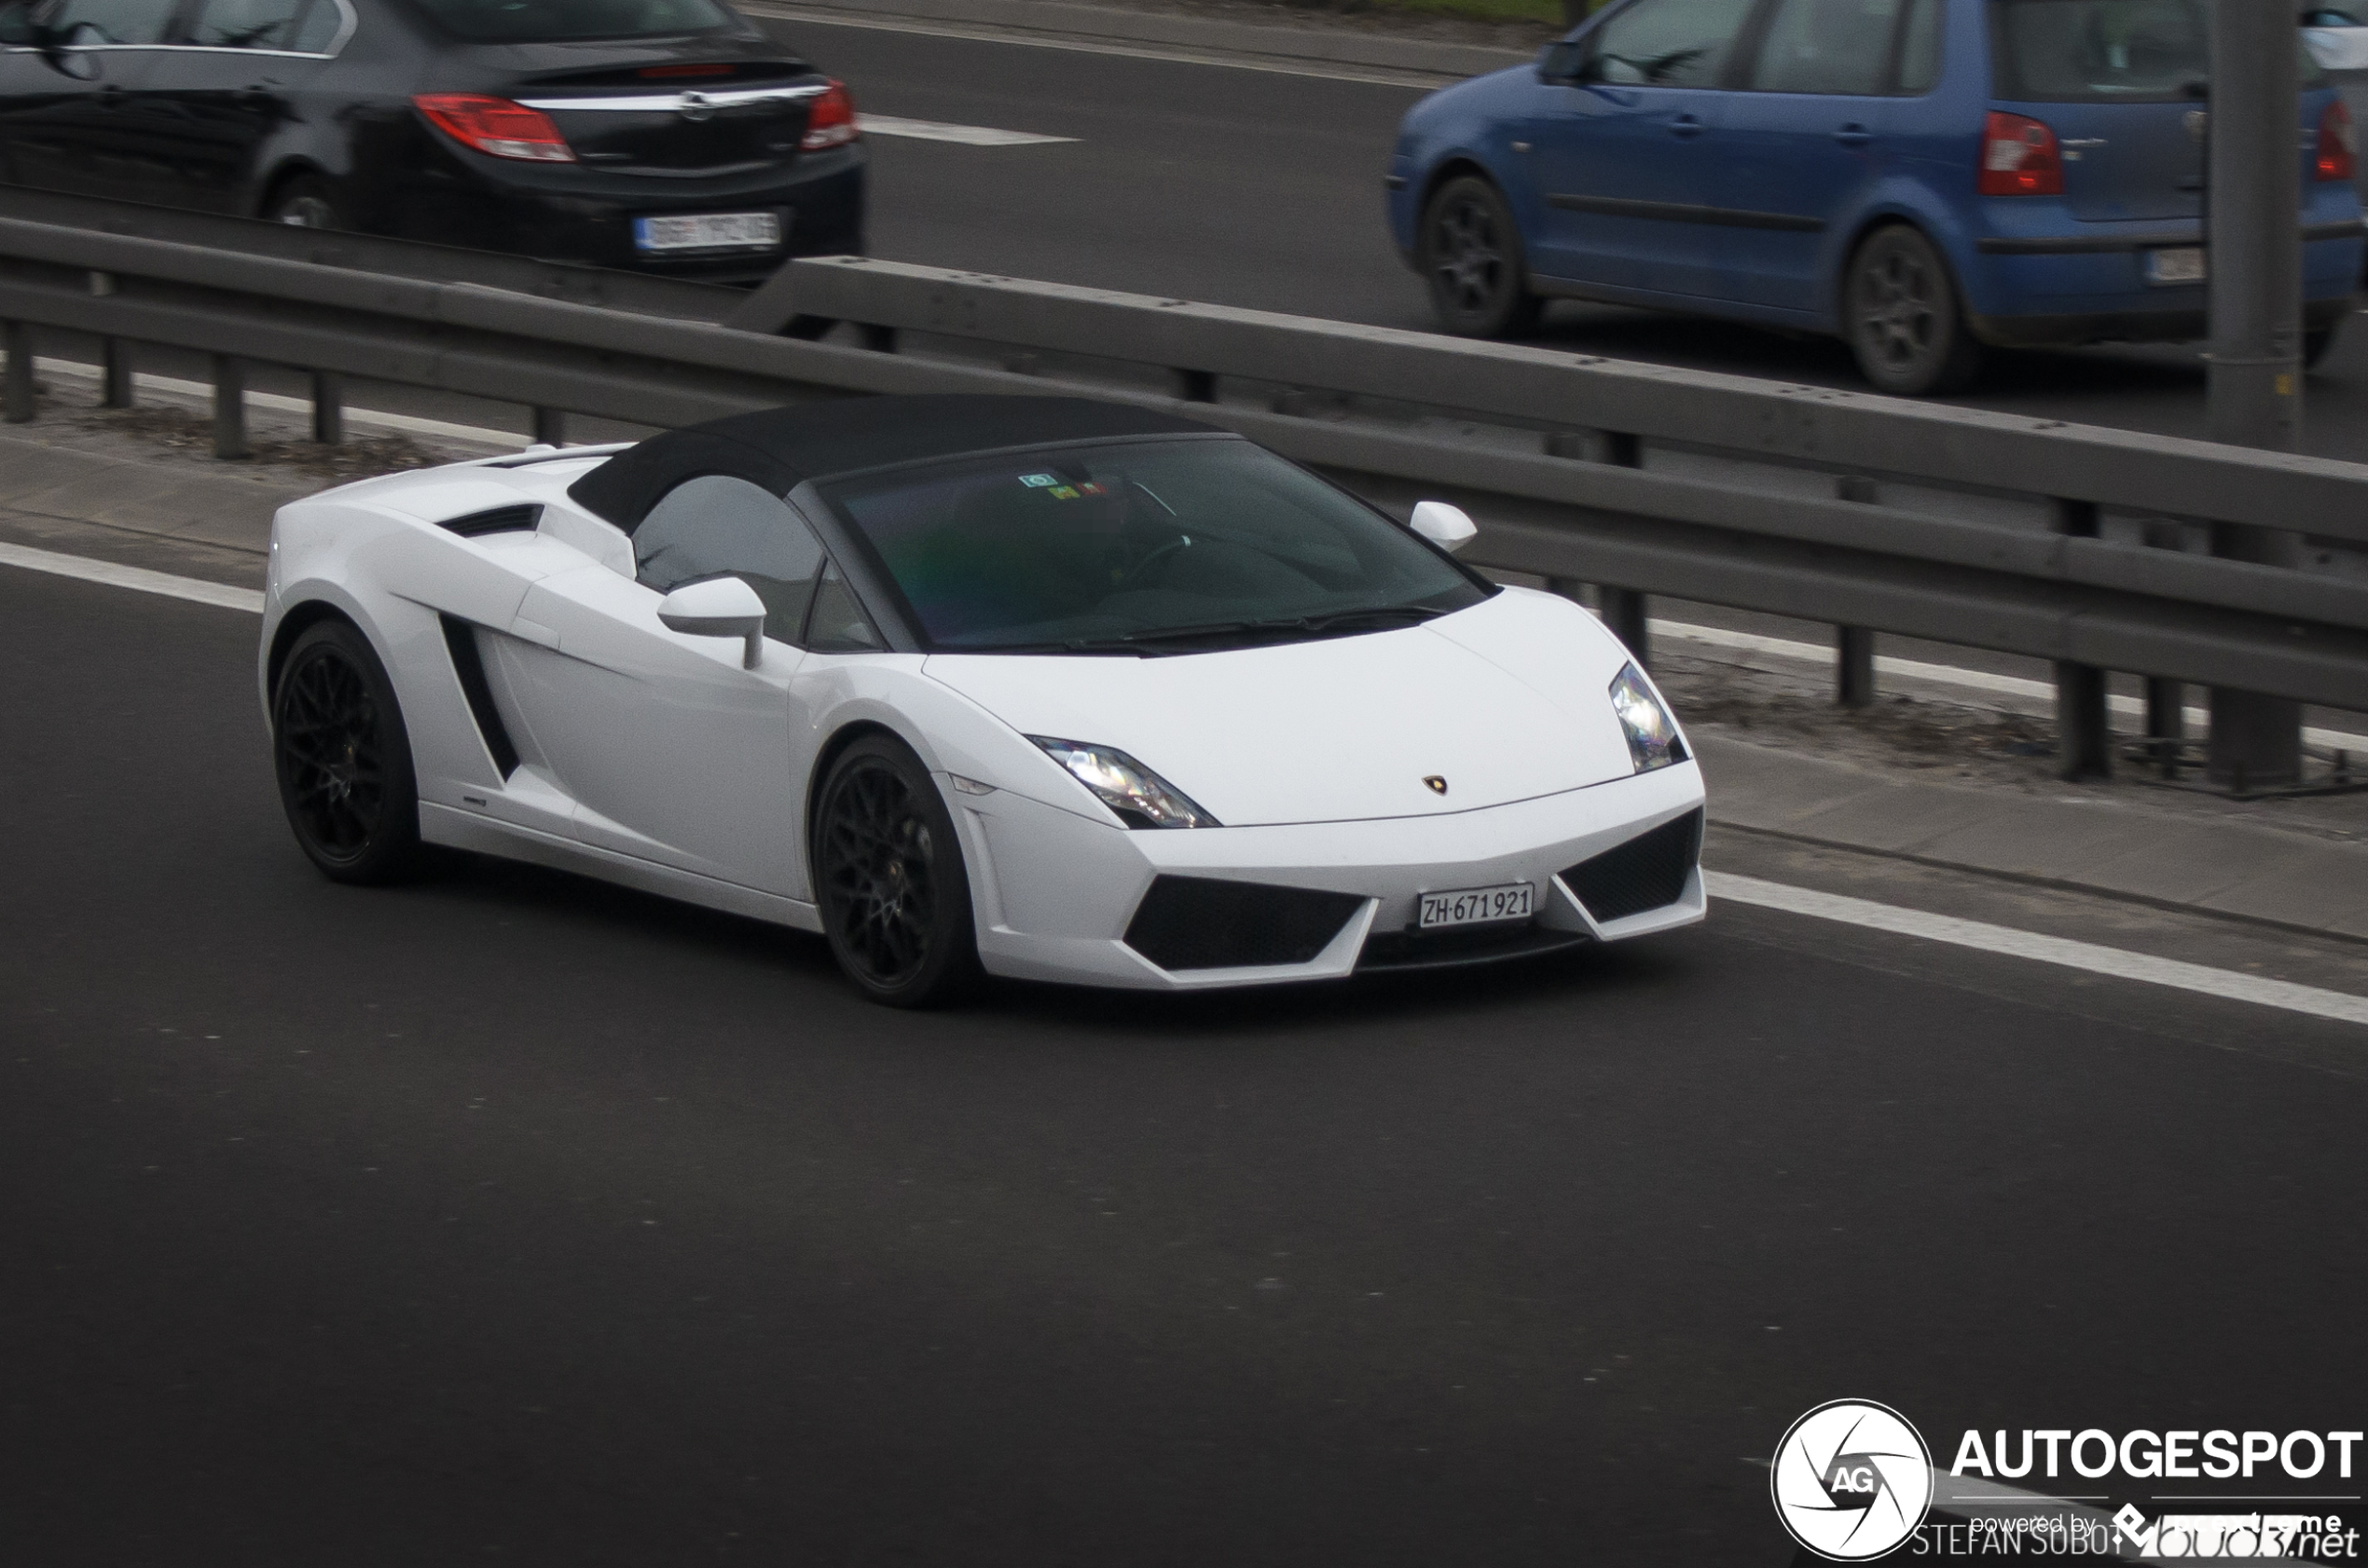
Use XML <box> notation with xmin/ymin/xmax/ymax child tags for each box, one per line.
<box><xmin>1417</xmin><ymin>882</ymin><xmax>1534</xmax><ymax>930</ymax></box>
<box><xmin>632</xmin><ymin>212</ymin><xmax>781</xmax><ymax>254</ymax></box>
<box><xmin>2145</xmin><ymin>245</ymin><xmax>2206</xmax><ymax>285</ymax></box>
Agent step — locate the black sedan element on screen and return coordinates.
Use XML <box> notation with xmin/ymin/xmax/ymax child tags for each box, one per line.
<box><xmin>0</xmin><ymin>0</ymin><xmax>862</xmax><ymax>282</ymax></box>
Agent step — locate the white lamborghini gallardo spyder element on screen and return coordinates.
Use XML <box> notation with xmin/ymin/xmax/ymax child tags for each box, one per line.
<box><xmin>259</xmin><ymin>395</ymin><xmax>1706</xmax><ymax>1005</ymax></box>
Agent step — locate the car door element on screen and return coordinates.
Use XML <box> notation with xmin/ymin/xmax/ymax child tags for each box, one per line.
<box><xmin>0</xmin><ymin>0</ymin><xmax>172</xmax><ymax>199</ymax></box>
<box><xmin>1716</xmin><ymin>0</ymin><xmax>1934</xmax><ymax>312</ymax></box>
<box><xmin>489</xmin><ymin>475</ymin><xmax>834</xmax><ymax>900</ymax></box>
<box><xmin>140</xmin><ymin>0</ymin><xmax>341</xmax><ymax>213</ymax></box>
<box><xmin>1529</xmin><ymin>0</ymin><xmax>1760</xmax><ymax>297</ymax></box>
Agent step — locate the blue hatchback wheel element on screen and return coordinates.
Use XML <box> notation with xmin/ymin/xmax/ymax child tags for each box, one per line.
<box><xmin>1846</xmin><ymin>226</ymin><xmax>1983</xmax><ymax>395</ymax></box>
<box><xmin>1420</xmin><ymin>175</ymin><xmax>1542</xmax><ymax>339</ymax></box>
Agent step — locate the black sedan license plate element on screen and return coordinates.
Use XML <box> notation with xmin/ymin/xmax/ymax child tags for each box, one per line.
<box><xmin>1418</xmin><ymin>882</ymin><xmax>1534</xmax><ymax>929</ymax></box>
<box><xmin>632</xmin><ymin>212</ymin><xmax>781</xmax><ymax>254</ymax></box>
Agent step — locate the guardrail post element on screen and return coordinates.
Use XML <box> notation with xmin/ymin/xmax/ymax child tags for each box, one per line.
<box><xmin>1545</xmin><ymin>428</ymin><xmax>1649</xmax><ymax>662</ymax></box>
<box><xmin>532</xmin><ymin>406</ymin><xmax>565</xmax><ymax>447</ymax></box>
<box><xmin>3</xmin><ymin>321</ymin><xmax>32</xmax><ymax>422</ymax></box>
<box><xmin>2140</xmin><ymin>521</ymin><xmax>2184</xmax><ymax>777</ymax></box>
<box><xmin>1834</xmin><ymin>477</ymin><xmax>1879</xmax><ymax>706</ymax></box>
<box><xmin>213</xmin><ymin>355</ymin><xmax>248</xmax><ymax>460</ymax></box>
<box><xmin>310</xmin><ymin>371</ymin><xmax>342</xmax><ymax>445</ymax></box>
<box><xmin>102</xmin><ymin>337</ymin><xmax>133</xmax><ymax>408</ymax></box>
<box><xmin>1599</xmin><ymin>587</ymin><xmax>1649</xmax><ymax>665</ymax></box>
<box><xmin>2047</xmin><ymin>497</ymin><xmax>2110</xmax><ymax>779</ymax></box>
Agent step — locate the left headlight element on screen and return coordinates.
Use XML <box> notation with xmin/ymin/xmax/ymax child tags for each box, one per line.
<box><xmin>1609</xmin><ymin>662</ymin><xmax>1687</xmax><ymax>773</ymax></box>
<box><xmin>1029</xmin><ymin>736</ymin><xmax>1221</xmax><ymax>829</ymax></box>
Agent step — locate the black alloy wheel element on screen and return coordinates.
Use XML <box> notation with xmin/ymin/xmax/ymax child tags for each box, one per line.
<box><xmin>271</xmin><ymin>619</ymin><xmax>420</xmax><ymax>884</ymax></box>
<box><xmin>1846</xmin><ymin>225</ymin><xmax>1984</xmax><ymax>395</ymax></box>
<box><xmin>1419</xmin><ymin>174</ymin><xmax>1544</xmax><ymax>339</ymax></box>
<box><xmin>814</xmin><ymin>735</ymin><xmax>980</xmax><ymax>1007</ymax></box>
<box><xmin>267</xmin><ymin>175</ymin><xmax>345</xmax><ymax>230</ymax></box>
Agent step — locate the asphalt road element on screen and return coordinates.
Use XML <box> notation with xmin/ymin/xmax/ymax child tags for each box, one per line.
<box><xmin>6</xmin><ymin>566</ymin><xmax>2366</xmax><ymax>1565</ymax></box>
<box><xmin>764</xmin><ymin>15</ymin><xmax>2368</xmax><ymax>462</ymax></box>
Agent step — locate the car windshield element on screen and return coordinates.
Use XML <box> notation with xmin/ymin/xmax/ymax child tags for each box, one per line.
<box><xmin>816</xmin><ymin>436</ymin><xmax>1492</xmax><ymax>654</ymax></box>
<box><xmin>406</xmin><ymin>0</ymin><xmax>733</xmax><ymax>42</ymax></box>
<box><xmin>1989</xmin><ymin>0</ymin><xmax>2210</xmax><ymax>100</ymax></box>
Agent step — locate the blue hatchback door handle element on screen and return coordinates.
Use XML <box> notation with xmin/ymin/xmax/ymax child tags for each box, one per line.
<box><xmin>1669</xmin><ymin>113</ymin><xmax>1703</xmax><ymax>137</ymax></box>
<box><xmin>1833</xmin><ymin>123</ymin><xmax>1872</xmax><ymax>146</ymax></box>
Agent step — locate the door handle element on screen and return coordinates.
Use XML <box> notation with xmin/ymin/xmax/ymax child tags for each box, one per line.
<box><xmin>1669</xmin><ymin>113</ymin><xmax>1703</xmax><ymax>138</ymax></box>
<box><xmin>1832</xmin><ymin>123</ymin><xmax>1871</xmax><ymax>146</ymax></box>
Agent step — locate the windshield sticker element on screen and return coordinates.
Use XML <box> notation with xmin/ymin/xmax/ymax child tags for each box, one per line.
<box><xmin>1018</xmin><ymin>473</ymin><xmax>1060</xmax><ymax>488</ymax></box>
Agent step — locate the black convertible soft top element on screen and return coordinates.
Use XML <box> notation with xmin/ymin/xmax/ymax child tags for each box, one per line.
<box><xmin>566</xmin><ymin>395</ymin><xmax>1224</xmax><ymax>533</ymax></box>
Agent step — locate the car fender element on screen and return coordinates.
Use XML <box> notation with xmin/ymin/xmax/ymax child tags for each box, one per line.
<box><xmin>1393</xmin><ymin>64</ymin><xmax>1557</xmax><ymax>254</ymax></box>
<box><xmin>1824</xmin><ymin>179</ymin><xmax>1984</xmax><ymax>333</ymax></box>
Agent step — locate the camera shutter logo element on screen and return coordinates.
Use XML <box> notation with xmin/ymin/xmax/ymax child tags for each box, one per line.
<box><xmin>1770</xmin><ymin>1399</ymin><xmax>1934</xmax><ymax>1561</ymax></box>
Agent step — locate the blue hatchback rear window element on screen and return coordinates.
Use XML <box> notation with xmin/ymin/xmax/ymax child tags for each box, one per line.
<box><xmin>1990</xmin><ymin>0</ymin><xmax>2208</xmax><ymax>101</ymax></box>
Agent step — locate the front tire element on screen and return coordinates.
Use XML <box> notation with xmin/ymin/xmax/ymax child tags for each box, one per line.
<box><xmin>271</xmin><ymin>618</ymin><xmax>421</xmax><ymax>885</ymax></box>
<box><xmin>1418</xmin><ymin>174</ymin><xmax>1543</xmax><ymax>339</ymax></box>
<box><xmin>1845</xmin><ymin>225</ymin><xmax>1984</xmax><ymax>395</ymax></box>
<box><xmin>813</xmin><ymin>735</ymin><xmax>980</xmax><ymax>1008</ymax></box>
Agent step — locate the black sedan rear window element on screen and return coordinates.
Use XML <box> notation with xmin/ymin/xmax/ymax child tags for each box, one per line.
<box><xmin>817</xmin><ymin>438</ymin><xmax>1490</xmax><ymax>654</ymax></box>
<box><xmin>407</xmin><ymin>0</ymin><xmax>733</xmax><ymax>42</ymax></box>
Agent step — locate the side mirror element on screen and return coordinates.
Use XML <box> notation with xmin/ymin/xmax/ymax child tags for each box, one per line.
<box><xmin>656</xmin><ymin>575</ymin><xmax>766</xmax><ymax>668</ymax></box>
<box><xmin>1409</xmin><ymin>500</ymin><xmax>1478</xmax><ymax>555</ymax></box>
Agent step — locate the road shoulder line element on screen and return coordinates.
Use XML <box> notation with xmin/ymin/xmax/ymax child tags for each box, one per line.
<box><xmin>0</xmin><ymin>540</ymin><xmax>266</xmax><ymax>613</ymax></box>
<box><xmin>1709</xmin><ymin>871</ymin><xmax>2368</xmax><ymax>1027</ymax></box>
<box><xmin>740</xmin><ymin>0</ymin><xmax>1521</xmax><ymax>86</ymax></box>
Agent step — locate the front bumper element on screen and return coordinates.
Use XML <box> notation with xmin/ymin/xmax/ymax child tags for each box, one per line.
<box><xmin>954</xmin><ymin>761</ymin><xmax>1707</xmax><ymax>990</ymax></box>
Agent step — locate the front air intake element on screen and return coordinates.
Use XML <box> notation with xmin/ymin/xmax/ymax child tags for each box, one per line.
<box><xmin>1124</xmin><ymin>876</ymin><xmax>1364</xmax><ymax>971</ymax></box>
<box><xmin>1558</xmin><ymin>808</ymin><xmax>1702</xmax><ymax>924</ymax></box>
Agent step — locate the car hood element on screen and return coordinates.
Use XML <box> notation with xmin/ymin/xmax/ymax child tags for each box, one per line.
<box><xmin>923</xmin><ymin>588</ymin><xmax>1645</xmax><ymax>827</ymax></box>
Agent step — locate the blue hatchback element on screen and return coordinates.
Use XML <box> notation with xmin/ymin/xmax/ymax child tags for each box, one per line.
<box><xmin>1385</xmin><ymin>0</ymin><xmax>2365</xmax><ymax>392</ymax></box>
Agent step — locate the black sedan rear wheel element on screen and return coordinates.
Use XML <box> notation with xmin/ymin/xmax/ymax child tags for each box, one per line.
<box><xmin>1419</xmin><ymin>174</ymin><xmax>1543</xmax><ymax>339</ymax></box>
<box><xmin>266</xmin><ymin>175</ymin><xmax>346</xmax><ymax>230</ymax></box>
<box><xmin>271</xmin><ymin>619</ymin><xmax>420</xmax><ymax>884</ymax></box>
<box><xmin>814</xmin><ymin>735</ymin><xmax>980</xmax><ymax>1008</ymax></box>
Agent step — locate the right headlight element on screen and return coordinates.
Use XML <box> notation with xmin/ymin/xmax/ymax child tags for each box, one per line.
<box><xmin>1029</xmin><ymin>736</ymin><xmax>1220</xmax><ymax>829</ymax></box>
<box><xmin>1609</xmin><ymin>662</ymin><xmax>1687</xmax><ymax>774</ymax></box>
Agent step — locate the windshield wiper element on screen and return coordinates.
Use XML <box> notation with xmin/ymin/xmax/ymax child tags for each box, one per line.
<box><xmin>1063</xmin><ymin>604</ymin><xmax>1446</xmax><ymax>653</ymax></box>
<box><xmin>949</xmin><ymin>605</ymin><xmax>1449</xmax><ymax>656</ymax></box>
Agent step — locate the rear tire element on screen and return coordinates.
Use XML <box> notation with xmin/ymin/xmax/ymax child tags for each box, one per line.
<box><xmin>1844</xmin><ymin>225</ymin><xmax>1984</xmax><ymax>395</ymax></box>
<box><xmin>1418</xmin><ymin>174</ymin><xmax>1544</xmax><ymax>339</ymax></box>
<box><xmin>265</xmin><ymin>174</ymin><xmax>345</xmax><ymax>230</ymax></box>
<box><xmin>813</xmin><ymin>735</ymin><xmax>981</xmax><ymax>1008</ymax></box>
<box><xmin>271</xmin><ymin>619</ymin><xmax>421</xmax><ymax>885</ymax></box>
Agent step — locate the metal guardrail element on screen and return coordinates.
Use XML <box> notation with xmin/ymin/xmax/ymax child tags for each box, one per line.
<box><xmin>2</xmin><ymin>193</ymin><xmax>2364</xmax><ymax>781</ymax></box>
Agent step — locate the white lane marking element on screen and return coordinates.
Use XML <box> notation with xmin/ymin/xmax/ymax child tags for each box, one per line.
<box><xmin>737</xmin><ymin>1</ymin><xmax>1458</xmax><ymax>89</ymax></box>
<box><xmin>859</xmin><ymin>114</ymin><xmax>1076</xmax><ymax>145</ymax></box>
<box><xmin>1707</xmin><ymin>870</ymin><xmax>2368</xmax><ymax>1028</ymax></box>
<box><xmin>34</xmin><ymin>358</ymin><xmax>526</xmax><ymax>448</ymax></box>
<box><xmin>0</xmin><ymin>540</ymin><xmax>264</xmax><ymax>612</ymax></box>
<box><xmin>1653</xmin><ymin>617</ymin><xmax>2368</xmax><ymax>755</ymax></box>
